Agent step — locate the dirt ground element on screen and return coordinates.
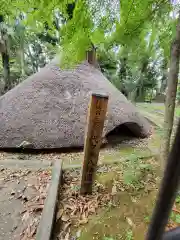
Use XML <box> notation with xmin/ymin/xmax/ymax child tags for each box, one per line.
<box><xmin>0</xmin><ymin>167</ymin><xmax>51</xmax><ymax>240</ymax></box>
<box><xmin>53</xmin><ymin>158</ymin><xmax>180</xmax><ymax>240</ymax></box>
<box><xmin>52</xmin><ymin>159</ymin><xmax>159</xmax><ymax>240</ymax></box>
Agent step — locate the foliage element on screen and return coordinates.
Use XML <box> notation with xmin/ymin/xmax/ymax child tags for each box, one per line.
<box><xmin>98</xmin><ymin>49</ymin><xmax>117</xmax><ymax>81</ymax></box>
<box><xmin>170</xmin><ymin>212</ymin><xmax>180</xmax><ymax>224</ymax></box>
<box><xmin>176</xmin><ymin>80</ymin><xmax>180</xmax><ymax>104</ymax></box>
<box><xmin>125</xmin><ymin>230</ymin><xmax>133</xmax><ymax>240</ymax></box>
<box><xmin>175</xmin><ymin>195</ymin><xmax>180</xmax><ymax>203</ymax></box>
<box><xmin>0</xmin><ymin>0</ymin><xmax>178</xmax><ymax>98</ymax></box>
<box><xmin>0</xmin><ymin>13</ymin><xmax>57</xmax><ymax>94</ymax></box>
<box><xmin>123</xmin><ymin>155</ymin><xmax>153</xmax><ymax>189</ymax></box>
<box><xmin>0</xmin><ymin>0</ymin><xmax>172</xmax><ymax>62</ymax></box>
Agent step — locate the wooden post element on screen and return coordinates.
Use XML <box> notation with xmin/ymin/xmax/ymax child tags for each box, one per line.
<box><xmin>80</xmin><ymin>93</ymin><xmax>109</xmax><ymax>195</ymax></box>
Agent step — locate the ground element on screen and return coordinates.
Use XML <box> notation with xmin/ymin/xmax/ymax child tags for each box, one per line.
<box><xmin>0</xmin><ymin>102</ymin><xmax>180</xmax><ymax>240</ymax></box>
<box><xmin>53</xmin><ymin>158</ymin><xmax>160</xmax><ymax>240</ymax></box>
<box><xmin>52</xmin><ymin>102</ymin><xmax>180</xmax><ymax>240</ymax></box>
<box><xmin>0</xmin><ymin>163</ymin><xmax>51</xmax><ymax>240</ymax></box>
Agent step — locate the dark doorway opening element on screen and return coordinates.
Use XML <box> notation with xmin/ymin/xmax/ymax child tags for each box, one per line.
<box><xmin>105</xmin><ymin>123</ymin><xmax>139</xmax><ymax>146</ymax></box>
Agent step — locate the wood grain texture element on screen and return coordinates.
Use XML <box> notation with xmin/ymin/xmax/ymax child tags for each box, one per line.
<box><xmin>80</xmin><ymin>93</ymin><xmax>108</xmax><ymax>195</ymax></box>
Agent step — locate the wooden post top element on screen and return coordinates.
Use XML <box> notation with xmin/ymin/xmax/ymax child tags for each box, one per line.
<box><xmin>91</xmin><ymin>92</ymin><xmax>109</xmax><ymax>99</ymax></box>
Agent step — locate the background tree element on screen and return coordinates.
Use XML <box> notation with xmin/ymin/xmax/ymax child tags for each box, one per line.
<box><xmin>0</xmin><ymin>0</ymin><xmax>174</xmax><ymax>100</ymax></box>
<box><xmin>161</xmin><ymin>12</ymin><xmax>180</xmax><ymax>165</ymax></box>
<box><xmin>0</xmin><ymin>15</ymin><xmax>10</xmax><ymax>91</ymax></box>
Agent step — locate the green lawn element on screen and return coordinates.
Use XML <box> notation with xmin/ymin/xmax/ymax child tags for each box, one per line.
<box><xmin>137</xmin><ymin>102</ymin><xmax>180</xmax><ymax>117</ymax></box>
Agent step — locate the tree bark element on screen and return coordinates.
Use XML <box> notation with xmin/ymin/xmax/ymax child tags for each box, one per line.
<box><xmin>161</xmin><ymin>13</ymin><xmax>180</xmax><ymax>166</ymax></box>
<box><xmin>160</xmin><ymin>58</ymin><xmax>168</xmax><ymax>93</ymax></box>
<box><xmin>27</xmin><ymin>46</ymin><xmax>38</xmax><ymax>73</ymax></box>
<box><xmin>87</xmin><ymin>44</ymin><xmax>97</xmax><ymax>67</ymax></box>
<box><xmin>2</xmin><ymin>50</ymin><xmax>10</xmax><ymax>90</ymax></box>
<box><xmin>20</xmin><ymin>38</ymin><xmax>25</xmax><ymax>76</ymax></box>
<box><xmin>20</xmin><ymin>48</ymin><xmax>25</xmax><ymax>76</ymax></box>
<box><xmin>0</xmin><ymin>15</ymin><xmax>10</xmax><ymax>91</ymax></box>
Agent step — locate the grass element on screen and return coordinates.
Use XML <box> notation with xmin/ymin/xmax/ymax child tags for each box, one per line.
<box><xmin>137</xmin><ymin>102</ymin><xmax>180</xmax><ymax>117</ymax></box>
<box><xmin>61</xmin><ymin>145</ymin><xmax>155</xmax><ymax>169</ymax></box>
<box><xmin>70</xmin><ymin>152</ymin><xmax>180</xmax><ymax>240</ymax></box>
<box><xmin>175</xmin><ymin>108</ymin><xmax>180</xmax><ymax>117</ymax></box>
<box><xmin>70</xmin><ymin>157</ymin><xmax>160</xmax><ymax>240</ymax></box>
<box><xmin>55</xmin><ymin>117</ymin><xmax>180</xmax><ymax>240</ymax></box>
<box><xmin>57</xmin><ymin>102</ymin><xmax>179</xmax><ymax>239</ymax></box>
<box><xmin>63</xmin><ymin>106</ymin><xmax>164</xmax><ymax>239</ymax></box>
<box><xmin>79</xmin><ymin>103</ymin><xmax>180</xmax><ymax>240</ymax></box>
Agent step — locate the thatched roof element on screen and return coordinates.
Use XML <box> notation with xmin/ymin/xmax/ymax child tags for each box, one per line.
<box><xmin>0</xmin><ymin>60</ymin><xmax>151</xmax><ymax>149</ymax></box>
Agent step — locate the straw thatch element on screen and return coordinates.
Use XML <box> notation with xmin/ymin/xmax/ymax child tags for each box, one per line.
<box><xmin>0</xmin><ymin>60</ymin><xmax>151</xmax><ymax>149</ymax></box>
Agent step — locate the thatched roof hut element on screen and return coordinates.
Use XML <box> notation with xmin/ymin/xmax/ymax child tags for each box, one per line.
<box><xmin>0</xmin><ymin>59</ymin><xmax>151</xmax><ymax>150</ymax></box>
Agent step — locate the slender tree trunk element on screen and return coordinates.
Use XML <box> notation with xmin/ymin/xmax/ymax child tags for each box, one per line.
<box><xmin>161</xmin><ymin>13</ymin><xmax>180</xmax><ymax>166</ymax></box>
<box><xmin>20</xmin><ymin>50</ymin><xmax>25</xmax><ymax>76</ymax></box>
<box><xmin>136</xmin><ymin>59</ymin><xmax>148</xmax><ymax>102</ymax></box>
<box><xmin>0</xmin><ymin>15</ymin><xmax>10</xmax><ymax>91</ymax></box>
<box><xmin>87</xmin><ymin>44</ymin><xmax>98</xmax><ymax>67</ymax></box>
<box><xmin>160</xmin><ymin>59</ymin><xmax>168</xmax><ymax>93</ymax></box>
<box><xmin>20</xmin><ymin>40</ymin><xmax>25</xmax><ymax>76</ymax></box>
<box><xmin>27</xmin><ymin>46</ymin><xmax>38</xmax><ymax>73</ymax></box>
<box><xmin>2</xmin><ymin>50</ymin><xmax>10</xmax><ymax>90</ymax></box>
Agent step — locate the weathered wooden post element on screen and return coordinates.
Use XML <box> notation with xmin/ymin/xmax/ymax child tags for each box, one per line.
<box><xmin>80</xmin><ymin>93</ymin><xmax>109</xmax><ymax>195</ymax></box>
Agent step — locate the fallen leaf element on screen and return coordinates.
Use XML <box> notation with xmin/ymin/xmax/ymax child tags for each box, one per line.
<box><xmin>79</xmin><ymin>218</ymin><xmax>88</xmax><ymax>225</ymax></box>
<box><xmin>29</xmin><ymin>225</ymin><xmax>36</xmax><ymax>237</ymax></box>
<box><xmin>71</xmin><ymin>207</ymin><xmax>78</xmax><ymax>216</ymax></box>
<box><xmin>57</xmin><ymin>208</ymin><xmax>64</xmax><ymax>220</ymax></box>
<box><xmin>131</xmin><ymin>197</ymin><xmax>137</xmax><ymax>203</ymax></box>
<box><xmin>64</xmin><ymin>203</ymin><xmax>75</xmax><ymax>211</ymax></box>
<box><xmin>17</xmin><ymin>194</ymin><xmax>23</xmax><ymax>199</ymax></box>
<box><xmin>64</xmin><ymin>232</ymin><xmax>70</xmax><ymax>240</ymax></box>
<box><xmin>76</xmin><ymin>229</ymin><xmax>81</xmax><ymax>238</ymax></box>
<box><xmin>63</xmin><ymin>222</ymin><xmax>71</xmax><ymax>232</ymax></box>
<box><xmin>22</xmin><ymin>211</ymin><xmax>30</xmax><ymax>222</ymax></box>
<box><xmin>79</xmin><ymin>212</ymin><xmax>88</xmax><ymax>225</ymax></box>
<box><xmin>126</xmin><ymin>217</ymin><xmax>135</xmax><ymax>227</ymax></box>
<box><xmin>61</xmin><ymin>214</ymin><xmax>70</xmax><ymax>222</ymax></box>
<box><xmin>30</xmin><ymin>204</ymin><xmax>44</xmax><ymax>212</ymax></box>
<box><xmin>111</xmin><ymin>185</ymin><xmax>117</xmax><ymax>195</ymax></box>
<box><xmin>11</xmin><ymin>190</ymin><xmax>15</xmax><ymax>195</ymax></box>
<box><xmin>22</xmin><ymin>195</ymin><xmax>28</xmax><ymax>202</ymax></box>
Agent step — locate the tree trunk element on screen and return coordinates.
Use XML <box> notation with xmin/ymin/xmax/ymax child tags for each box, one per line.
<box><xmin>27</xmin><ymin>46</ymin><xmax>38</xmax><ymax>73</ymax></box>
<box><xmin>160</xmin><ymin>59</ymin><xmax>168</xmax><ymax>93</ymax></box>
<box><xmin>20</xmin><ymin>40</ymin><xmax>25</xmax><ymax>76</ymax></box>
<box><xmin>0</xmin><ymin>15</ymin><xmax>10</xmax><ymax>91</ymax></box>
<box><xmin>87</xmin><ymin>44</ymin><xmax>97</xmax><ymax>67</ymax></box>
<box><xmin>2</xmin><ymin>51</ymin><xmax>10</xmax><ymax>90</ymax></box>
<box><xmin>20</xmin><ymin>49</ymin><xmax>25</xmax><ymax>76</ymax></box>
<box><xmin>87</xmin><ymin>47</ymin><xmax>96</xmax><ymax>65</ymax></box>
<box><xmin>161</xmin><ymin>13</ymin><xmax>180</xmax><ymax>166</ymax></box>
<box><xmin>128</xmin><ymin>90</ymin><xmax>136</xmax><ymax>103</ymax></box>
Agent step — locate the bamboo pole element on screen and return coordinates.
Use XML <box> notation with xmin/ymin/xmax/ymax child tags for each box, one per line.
<box><xmin>80</xmin><ymin>93</ymin><xmax>108</xmax><ymax>195</ymax></box>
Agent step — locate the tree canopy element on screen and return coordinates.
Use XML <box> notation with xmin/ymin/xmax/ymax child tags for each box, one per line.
<box><xmin>0</xmin><ymin>0</ymin><xmax>179</xmax><ymax>99</ymax></box>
